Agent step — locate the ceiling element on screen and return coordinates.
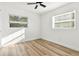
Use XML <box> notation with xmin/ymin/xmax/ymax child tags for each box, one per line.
<box><xmin>26</xmin><ymin>2</ymin><xmax>69</xmax><ymax>14</ymax></box>
<box><xmin>0</xmin><ymin>2</ymin><xmax>69</xmax><ymax>14</ymax></box>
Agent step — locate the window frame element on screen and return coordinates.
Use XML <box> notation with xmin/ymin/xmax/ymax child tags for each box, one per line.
<box><xmin>52</xmin><ymin>11</ymin><xmax>76</xmax><ymax>29</ymax></box>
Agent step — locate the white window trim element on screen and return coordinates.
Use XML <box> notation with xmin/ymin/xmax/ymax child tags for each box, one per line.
<box><xmin>52</xmin><ymin>11</ymin><xmax>76</xmax><ymax>29</ymax></box>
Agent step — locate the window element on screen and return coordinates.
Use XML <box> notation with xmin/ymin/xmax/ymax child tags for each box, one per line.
<box><xmin>9</xmin><ymin>15</ymin><xmax>28</xmax><ymax>28</ymax></box>
<box><xmin>52</xmin><ymin>11</ymin><xmax>76</xmax><ymax>29</ymax></box>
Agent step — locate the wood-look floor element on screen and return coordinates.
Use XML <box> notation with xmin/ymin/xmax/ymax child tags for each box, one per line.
<box><xmin>0</xmin><ymin>39</ymin><xmax>79</xmax><ymax>56</ymax></box>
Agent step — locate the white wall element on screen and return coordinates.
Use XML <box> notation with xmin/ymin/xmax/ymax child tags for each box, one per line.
<box><xmin>0</xmin><ymin>4</ymin><xmax>40</xmax><ymax>42</ymax></box>
<box><xmin>40</xmin><ymin>3</ymin><xmax>79</xmax><ymax>51</ymax></box>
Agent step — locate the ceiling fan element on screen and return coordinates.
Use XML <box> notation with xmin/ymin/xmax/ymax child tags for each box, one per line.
<box><xmin>27</xmin><ymin>2</ymin><xmax>46</xmax><ymax>9</ymax></box>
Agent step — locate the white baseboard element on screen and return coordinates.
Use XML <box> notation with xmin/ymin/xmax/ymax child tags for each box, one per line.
<box><xmin>41</xmin><ymin>37</ymin><xmax>79</xmax><ymax>52</ymax></box>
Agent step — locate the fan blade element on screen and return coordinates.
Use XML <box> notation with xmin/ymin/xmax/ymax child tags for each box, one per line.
<box><xmin>34</xmin><ymin>5</ymin><xmax>38</xmax><ymax>9</ymax></box>
<box><xmin>36</xmin><ymin>2</ymin><xmax>43</xmax><ymax>4</ymax></box>
<box><xmin>27</xmin><ymin>3</ymin><xmax>36</xmax><ymax>5</ymax></box>
<box><xmin>40</xmin><ymin>3</ymin><xmax>46</xmax><ymax>8</ymax></box>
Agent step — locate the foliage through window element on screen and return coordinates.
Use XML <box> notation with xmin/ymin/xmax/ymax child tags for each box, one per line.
<box><xmin>9</xmin><ymin>15</ymin><xmax>28</xmax><ymax>28</ymax></box>
<box><xmin>52</xmin><ymin>11</ymin><xmax>75</xmax><ymax>29</ymax></box>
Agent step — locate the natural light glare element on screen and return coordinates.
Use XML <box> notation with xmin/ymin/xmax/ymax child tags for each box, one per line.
<box><xmin>1</xmin><ymin>28</ymin><xmax>25</xmax><ymax>47</ymax></box>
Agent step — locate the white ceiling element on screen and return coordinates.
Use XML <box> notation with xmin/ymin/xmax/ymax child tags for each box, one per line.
<box><xmin>26</xmin><ymin>2</ymin><xmax>68</xmax><ymax>14</ymax></box>
<box><xmin>0</xmin><ymin>2</ymin><xmax>69</xmax><ymax>14</ymax></box>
